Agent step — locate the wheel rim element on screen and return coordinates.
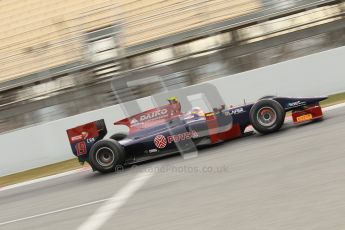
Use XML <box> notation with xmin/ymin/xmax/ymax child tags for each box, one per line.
<box><xmin>95</xmin><ymin>147</ymin><xmax>115</xmax><ymax>167</ymax></box>
<box><xmin>257</xmin><ymin>107</ymin><xmax>277</xmax><ymax>127</ymax></box>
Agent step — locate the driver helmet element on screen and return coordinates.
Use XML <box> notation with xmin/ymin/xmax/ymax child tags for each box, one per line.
<box><xmin>167</xmin><ymin>96</ymin><xmax>178</xmax><ymax>104</ymax></box>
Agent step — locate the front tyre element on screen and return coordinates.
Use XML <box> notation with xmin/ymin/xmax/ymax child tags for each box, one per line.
<box><xmin>249</xmin><ymin>99</ymin><xmax>285</xmax><ymax>134</ymax></box>
<box><xmin>89</xmin><ymin>139</ymin><xmax>125</xmax><ymax>173</ymax></box>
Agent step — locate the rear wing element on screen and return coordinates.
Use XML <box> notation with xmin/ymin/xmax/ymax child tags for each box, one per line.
<box><xmin>66</xmin><ymin>119</ymin><xmax>107</xmax><ymax>158</ymax></box>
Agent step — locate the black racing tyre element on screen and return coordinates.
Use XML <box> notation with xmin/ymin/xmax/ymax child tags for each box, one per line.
<box><xmin>249</xmin><ymin>99</ymin><xmax>285</xmax><ymax>134</ymax></box>
<box><xmin>88</xmin><ymin>139</ymin><xmax>125</xmax><ymax>173</ymax></box>
<box><xmin>110</xmin><ymin>133</ymin><xmax>127</xmax><ymax>141</ymax></box>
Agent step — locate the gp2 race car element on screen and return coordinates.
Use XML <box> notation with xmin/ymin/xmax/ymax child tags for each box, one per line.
<box><xmin>67</xmin><ymin>96</ymin><xmax>327</xmax><ymax>173</ymax></box>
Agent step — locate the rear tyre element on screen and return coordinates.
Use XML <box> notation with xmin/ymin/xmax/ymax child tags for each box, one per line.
<box><xmin>89</xmin><ymin>139</ymin><xmax>125</xmax><ymax>173</ymax></box>
<box><xmin>249</xmin><ymin>99</ymin><xmax>285</xmax><ymax>134</ymax></box>
<box><xmin>110</xmin><ymin>133</ymin><xmax>127</xmax><ymax>141</ymax></box>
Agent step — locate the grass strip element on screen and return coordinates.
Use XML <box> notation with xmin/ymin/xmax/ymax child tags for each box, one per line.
<box><xmin>0</xmin><ymin>159</ymin><xmax>85</xmax><ymax>187</ymax></box>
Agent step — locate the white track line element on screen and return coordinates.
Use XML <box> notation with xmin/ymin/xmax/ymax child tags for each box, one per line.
<box><xmin>0</xmin><ymin>167</ymin><xmax>90</xmax><ymax>192</ymax></box>
<box><xmin>2</xmin><ymin>102</ymin><xmax>345</xmax><ymax>192</ymax></box>
<box><xmin>76</xmin><ymin>169</ymin><xmax>154</xmax><ymax>230</ymax></box>
<box><xmin>0</xmin><ymin>168</ymin><xmax>154</xmax><ymax>228</ymax></box>
<box><xmin>0</xmin><ymin>198</ymin><xmax>108</xmax><ymax>227</ymax></box>
<box><xmin>324</xmin><ymin>102</ymin><xmax>345</xmax><ymax>111</ymax></box>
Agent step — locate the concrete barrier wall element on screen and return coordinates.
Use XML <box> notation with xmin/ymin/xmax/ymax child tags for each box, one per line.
<box><xmin>211</xmin><ymin>46</ymin><xmax>345</xmax><ymax>104</ymax></box>
<box><xmin>1</xmin><ymin>46</ymin><xmax>345</xmax><ymax>176</ymax></box>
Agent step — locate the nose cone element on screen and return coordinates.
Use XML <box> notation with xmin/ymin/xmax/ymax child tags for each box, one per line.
<box><xmin>317</xmin><ymin>96</ymin><xmax>328</xmax><ymax>101</ymax></box>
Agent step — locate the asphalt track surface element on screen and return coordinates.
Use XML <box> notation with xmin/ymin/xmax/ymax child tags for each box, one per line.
<box><xmin>1</xmin><ymin>106</ymin><xmax>345</xmax><ymax>230</ymax></box>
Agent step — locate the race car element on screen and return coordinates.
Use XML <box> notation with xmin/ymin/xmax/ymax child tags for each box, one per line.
<box><xmin>66</xmin><ymin>96</ymin><xmax>327</xmax><ymax>173</ymax></box>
